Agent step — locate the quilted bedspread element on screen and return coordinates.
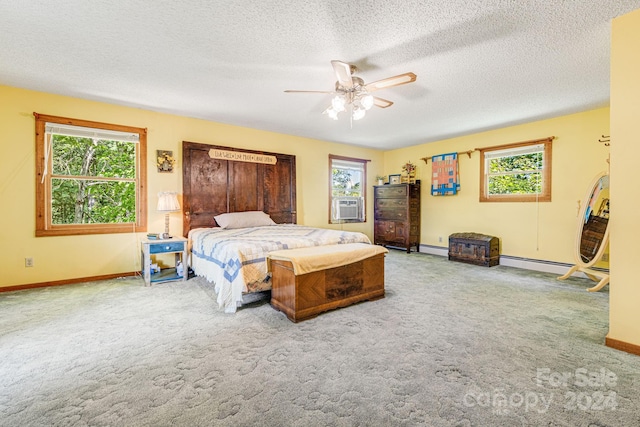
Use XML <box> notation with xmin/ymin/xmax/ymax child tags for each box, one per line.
<box><xmin>189</xmin><ymin>225</ymin><xmax>371</xmax><ymax>313</ymax></box>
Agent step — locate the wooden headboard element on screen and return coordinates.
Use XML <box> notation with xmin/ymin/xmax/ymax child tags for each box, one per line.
<box><xmin>182</xmin><ymin>141</ymin><xmax>297</xmax><ymax>236</ymax></box>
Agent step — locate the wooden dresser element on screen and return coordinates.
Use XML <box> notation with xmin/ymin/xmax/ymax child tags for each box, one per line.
<box><xmin>374</xmin><ymin>183</ymin><xmax>421</xmax><ymax>253</ymax></box>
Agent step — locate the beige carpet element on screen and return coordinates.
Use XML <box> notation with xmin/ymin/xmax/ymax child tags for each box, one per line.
<box><xmin>1</xmin><ymin>251</ymin><xmax>638</xmax><ymax>426</ymax></box>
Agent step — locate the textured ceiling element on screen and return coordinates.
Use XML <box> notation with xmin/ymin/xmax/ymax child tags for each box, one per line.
<box><xmin>1</xmin><ymin>1</ymin><xmax>639</xmax><ymax>150</ymax></box>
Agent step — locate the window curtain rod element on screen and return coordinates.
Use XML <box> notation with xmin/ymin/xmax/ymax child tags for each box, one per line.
<box><xmin>420</xmin><ymin>150</ymin><xmax>474</xmax><ymax>164</ymax></box>
<box><xmin>420</xmin><ymin>136</ymin><xmax>555</xmax><ymax>164</ymax></box>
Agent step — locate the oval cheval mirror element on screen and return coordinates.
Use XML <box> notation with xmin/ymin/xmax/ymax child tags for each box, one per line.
<box><xmin>558</xmin><ymin>171</ymin><xmax>610</xmax><ymax>291</ymax></box>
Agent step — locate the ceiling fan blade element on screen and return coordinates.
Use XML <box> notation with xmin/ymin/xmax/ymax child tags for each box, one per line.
<box><xmin>373</xmin><ymin>97</ymin><xmax>394</xmax><ymax>108</ymax></box>
<box><xmin>365</xmin><ymin>72</ymin><xmax>417</xmax><ymax>92</ymax></box>
<box><xmin>331</xmin><ymin>60</ymin><xmax>354</xmax><ymax>89</ymax></box>
<box><xmin>284</xmin><ymin>90</ymin><xmax>334</xmax><ymax>94</ymax></box>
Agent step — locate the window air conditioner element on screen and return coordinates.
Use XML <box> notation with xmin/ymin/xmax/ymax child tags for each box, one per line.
<box><xmin>333</xmin><ymin>197</ymin><xmax>363</xmax><ymax>220</ymax></box>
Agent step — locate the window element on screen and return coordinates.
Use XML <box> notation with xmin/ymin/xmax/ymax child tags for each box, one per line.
<box><xmin>35</xmin><ymin>113</ymin><xmax>147</xmax><ymax>236</ymax></box>
<box><xmin>479</xmin><ymin>137</ymin><xmax>552</xmax><ymax>202</ymax></box>
<box><xmin>329</xmin><ymin>155</ymin><xmax>367</xmax><ymax>223</ymax></box>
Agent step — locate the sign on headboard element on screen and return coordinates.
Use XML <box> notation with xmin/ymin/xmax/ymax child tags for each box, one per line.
<box><xmin>209</xmin><ymin>148</ymin><xmax>277</xmax><ymax>165</ymax></box>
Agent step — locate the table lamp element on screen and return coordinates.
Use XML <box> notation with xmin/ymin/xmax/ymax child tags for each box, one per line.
<box><xmin>157</xmin><ymin>191</ymin><xmax>180</xmax><ymax>237</ymax></box>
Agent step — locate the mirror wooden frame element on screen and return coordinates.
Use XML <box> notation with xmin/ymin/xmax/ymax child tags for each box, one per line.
<box><xmin>557</xmin><ymin>171</ymin><xmax>610</xmax><ymax>291</ymax></box>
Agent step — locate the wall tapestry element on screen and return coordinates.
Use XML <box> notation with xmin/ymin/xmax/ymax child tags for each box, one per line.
<box><xmin>431</xmin><ymin>152</ymin><xmax>460</xmax><ymax>196</ymax></box>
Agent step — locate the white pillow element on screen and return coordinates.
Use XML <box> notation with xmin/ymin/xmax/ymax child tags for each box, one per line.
<box><xmin>214</xmin><ymin>211</ymin><xmax>276</xmax><ymax>229</ymax></box>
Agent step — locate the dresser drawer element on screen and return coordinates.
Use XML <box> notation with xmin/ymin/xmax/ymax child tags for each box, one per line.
<box><xmin>375</xmin><ymin>208</ymin><xmax>407</xmax><ymax>221</ymax></box>
<box><xmin>375</xmin><ymin>185</ymin><xmax>408</xmax><ymax>198</ymax></box>
<box><xmin>149</xmin><ymin>241</ymin><xmax>185</xmax><ymax>253</ymax></box>
<box><xmin>375</xmin><ymin>198</ymin><xmax>407</xmax><ymax>209</ymax></box>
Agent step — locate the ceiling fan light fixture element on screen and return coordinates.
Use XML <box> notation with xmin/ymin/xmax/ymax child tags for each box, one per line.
<box><xmin>285</xmin><ymin>61</ymin><xmax>416</xmax><ymax>122</ymax></box>
<box><xmin>324</xmin><ymin>107</ymin><xmax>339</xmax><ymax>120</ymax></box>
<box><xmin>331</xmin><ymin>95</ymin><xmax>346</xmax><ymax>112</ymax></box>
<box><xmin>360</xmin><ymin>93</ymin><xmax>374</xmax><ymax>110</ymax></box>
<box><xmin>352</xmin><ymin>107</ymin><xmax>366</xmax><ymax>121</ymax></box>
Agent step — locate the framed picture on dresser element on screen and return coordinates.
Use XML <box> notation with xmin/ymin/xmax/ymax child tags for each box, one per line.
<box><xmin>389</xmin><ymin>174</ymin><xmax>401</xmax><ymax>184</ymax></box>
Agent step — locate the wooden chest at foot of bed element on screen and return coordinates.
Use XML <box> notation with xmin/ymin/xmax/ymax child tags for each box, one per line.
<box><xmin>270</xmin><ymin>253</ymin><xmax>385</xmax><ymax>322</ymax></box>
<box><xmin>448</xmin><ymin>232</ymin><xmax>500</xmax><ymax>267</ymax></box>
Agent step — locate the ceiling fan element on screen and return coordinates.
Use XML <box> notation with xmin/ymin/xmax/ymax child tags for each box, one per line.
<box><xmin>285</xmin><ymin>60</ymin><xmax>417</xmax><ymax>121</ymax></box>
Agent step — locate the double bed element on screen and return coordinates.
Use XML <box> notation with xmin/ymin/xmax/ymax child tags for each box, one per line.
<box><xmin>182</xmin><ymin>141</ymin><xmax>374</xmax><ymax>313</ymax></box>
<box><xmin>189</xmin><ymin>223</ymin><xmax>371</xmax><ymax>312</ymax></box>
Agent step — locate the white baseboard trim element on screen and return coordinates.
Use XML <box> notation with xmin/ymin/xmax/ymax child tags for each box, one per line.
<box><xmin>419</xmin><ymin>245</ymin><xmax>449</xmax><ymax>257</ymax></box>
<box><xmin>418</xmin><ymin>244</ymin><xmax>609</xmax><ymax>278</ymax></box>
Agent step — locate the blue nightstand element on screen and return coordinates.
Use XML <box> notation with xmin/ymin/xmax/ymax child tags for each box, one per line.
<box><xmin>141</xmin><ymin>237</ymin><xmax>188</xmax><ymax>286</ymax></box>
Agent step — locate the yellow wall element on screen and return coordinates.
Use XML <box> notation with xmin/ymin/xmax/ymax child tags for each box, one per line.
<box><xmin>0</xmin><ymin>85</ymin><xmax>384</xmax><ymax>288</ymax></box>
<box><xmin>609</xmin><ymin>9</ymin><xmax>640</xmax><ymax>347</ymax></box>
<box><xmin>0</xmin><ymin>84</ymin><xmax>613</xmax><ymax>289</ymax></box>
<box><xmin>383</xmin><ymin>109</ymin><xmax>610</xmax><ymax>263</ymax></box>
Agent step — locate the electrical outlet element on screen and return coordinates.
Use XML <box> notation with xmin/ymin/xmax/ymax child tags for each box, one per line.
<box><xmin>601</xmin><ymin>253</ymin><xmax>609</xmax><ymax>262</ymax></box>
<box><xmin>25</xmin><ymin>257</ymin><xmax>34</xmax><ymax>267</ymax></box>
<box><xmin>438</xmin><ymin>236</ymin><xmax>443</xmax><ymax>243</ymax></box>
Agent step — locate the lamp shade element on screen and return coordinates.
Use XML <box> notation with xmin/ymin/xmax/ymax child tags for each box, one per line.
<box><xmin>157</xmin><ymin>192</ymin><xmax>180</xmax><ymax>212</ymax></box>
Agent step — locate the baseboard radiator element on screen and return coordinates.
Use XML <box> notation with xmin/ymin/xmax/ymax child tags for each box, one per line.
<box><xmin>419</xmin><ymin>244</ymin><xmax>609</xmax><ymax>277</ymax></box>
